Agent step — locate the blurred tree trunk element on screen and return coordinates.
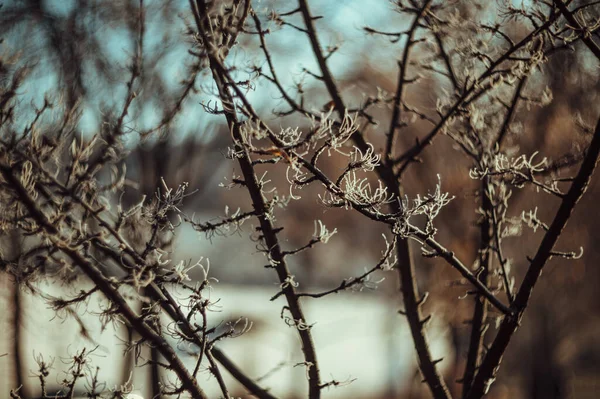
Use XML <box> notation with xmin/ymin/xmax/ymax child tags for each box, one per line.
<box><xmin>9</xmin><ymin>231</ymin><xmax>29</xmax><ymax>398</ymax></box>
<box><xmin>121</xmin><ymin>325</ymin><xmax>135</xmax><ymax>389</ymax></box>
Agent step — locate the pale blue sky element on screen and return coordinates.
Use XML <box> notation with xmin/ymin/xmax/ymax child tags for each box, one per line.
<box><xmin>5</xmin><ymin>0</ymin><xmax>410</xmax><ymax>145</ymax></box>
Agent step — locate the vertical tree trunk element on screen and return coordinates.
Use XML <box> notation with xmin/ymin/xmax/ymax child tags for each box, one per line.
<box><xmin>10</xmin><ymin>231</ymin><xmax>29</xmax><ymax>398</ymax></box>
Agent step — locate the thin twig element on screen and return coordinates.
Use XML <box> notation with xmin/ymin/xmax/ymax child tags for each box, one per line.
<box><xmin>467</xmin><ymin>117</ymin><xmax>600</xmax><ymax>398</ymax></box>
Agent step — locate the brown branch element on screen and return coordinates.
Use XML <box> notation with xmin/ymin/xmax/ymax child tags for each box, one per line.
<box><xmin>385</xmin><ymin>1</ymin><xmax>431</xmax><ymax>162</ymax></box>
<box><xmin>252</xmin><ymin>12</ymin><xmax>315</xmax><ymax>119</ymax></box>
<box><xmin>57</xmin><ymin>245</ymin><xmax>208</xmax><ymax>399</ymax></box>
<box><xmin>0</xmin><ymin>164</ymin><xmax>209</xmax><ymax>399</ymax></box>
<box><xmin>5</xmin><ymin>146</ymin><xmax>278</xmax><ymax>399</ymax></box>
<box><xmin>190</xmin><ymin>2</ymin><xmax>322</xmax><ymax>397</ymax></box>
<box><xmin>212</xmin><ymin>347</ymin><xmax>279</xmax><ymax>399</ymax></box>
<box><xmin>205</xmin><ymin>349</ymin><xmax>230</xmax><ymax>399</ymax></box>
<box><xmin>461</xmin><ymin>178</ymin><xmax>492</xmax><ymax>396</ymax></box>
<box><xmin>554</xmin><ymin>0</ymin><xmax>600</xmax><ymax>60</ymax></box>
<box><xmin>411</xmin><ymin>226</ymin><xmax>511</xmax><ymax>316</ymax></box>
<box><xmin>433</xmin><ymin>32</ymin><xmax>459</xmax><ymax>91</ymax></box>
<box><xmin>467</xmin><ymin>117</ymin><xmax>600</xmax><ymax>398</ymax></box>
<box><xmin>157</xmin><ymin>280</ymin><xmax>279</xmax><ymax>399</ymax></box>
<box><xmin>296</xmin><ymin>1</ymin><xmax>451</xmax><ymax>397</ymax></box>
<box><xmin>490</xmin><ymin>205</ymin><xmax>514</xmax><ymax>305</ymax></box>
<box><xmin>295</xmin><ymin>236</ymin><xmax>396</xmax><ymax>299</ymax></box>
<box><xmin>495</xmin><ymin>76</ymin><xmax>528</xmax><ymax>147</ymax></box>
<box><xmin>393</xmin><ymin>11</ymin><xmax>564</xmax><ymax>169</ymax></box>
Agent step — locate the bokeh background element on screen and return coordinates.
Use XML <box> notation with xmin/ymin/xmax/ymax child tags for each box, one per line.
<box><xmin>1</xmin><ymin>0</ymin><xmax>600</xmax><ymax>398</ymax></box>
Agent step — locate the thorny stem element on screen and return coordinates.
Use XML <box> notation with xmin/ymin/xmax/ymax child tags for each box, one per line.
<box><xmin>0</xmin><ymin>164</ymin><xmax>209</xmax><ymax>399</ymax></box>
<box><xmin>488</xmin><ymin>76</ymin><xmax>530</xmax><ymax>306</ymax></box>
<box><xmin>5</xmin><ymin>142</ymin><xmax>277</xmax><ymax>399</ymax></box>
<box><xmin>1</xmin><ymin>2</ymin><xmax>593</xmax><ymax>399</ymax></box>
<box><xmin>158</xmin><ymin>281</ymin><xmax>279</xmax><ymax>399</ymax></box>
<box><xmin>58</xmin><ymin>246</ymin><xmax>209</xmax><ymax>399</ymax></box>
<box><xmin>495</xmin><ymin>76</ymin><xmax>528</xmax><ymax>147</ymax></box>
<box><xmin>466</xmin><ymin>6</ymin><xmax>600</xmax><ymax>394</ymax></box>
<box><xmin>467</xmin><ymin>117</ymin><xmax>600</xmax><ymax>398</ymax></box>
<box><xmin>393</xmin><ymin>10</ymin><xmax>565</xmax><ymax>170</ymax></box>
<box><xmin>490</xmin><ymin>205</ymin><xmax>514</xmax><ymax>306</ymax></box>
<box><xmin>212</xmin><ymin>347</ymin><xmax>279</xmax><ymax>399</ymax></box>
<box><xmin>385</xmin><ymin>1</ymin><xmax>432</xmax><ymax>162</ymax></box>
<box><xmin>296</xmin><ymin>0</ymin><xmax>451</xmax><ymax>397</ymax></box>
<box><xmin>189</xmin><ymin>1</ymin><xmax>322</xmax><ymax>397</ymax></box>
<box><xmin>4</xmin><ymin>158</ymin><xmax>274</xmax><ymax>397</ymax></box>
<box><xmin>198</xmin><ymin>27</ymin><xmax>509</xmax><ymax>318</ymax></box>
<box><xmin>432</xmin><ymin>31</ymin><xmax>459</xmax><ymax>92</ymax></box>
<box><xmin>411</xmin><ymin>227</ymin><xmax>511</xmax><ymax>316</ymax></box>
<box><xmin>554</xmin><ymin>0</ymin><xmax>600</xmax><ymax>60</ymax></box>
<box><xmin>293</xmin><ymin>3</ymin><xmax>570</xmax><ymax>396</ymax></box>
<box><xmin>206</xmin><ymin>349</ymin><xmax>230</xmax><ymax>399</ymax></box>
<box><xmin>462</xmin><ymin>178</ymin><xmax>492</xmax><ymax>396</ymax></box>
<box><xmin>295</xmin><ymin>236</ymin><xmax>397</xmax><ymax>299</ymax></box>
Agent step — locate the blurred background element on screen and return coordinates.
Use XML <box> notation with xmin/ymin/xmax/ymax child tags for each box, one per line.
<box><xmin>1</xmin><ymin>0</ymin><xmax>600</xmax><ymax>398</ymax></box>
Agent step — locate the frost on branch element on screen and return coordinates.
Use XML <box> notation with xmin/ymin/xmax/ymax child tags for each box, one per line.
<box><xmin>470</xmin><ymin>151</ymin><xmax>547</xmax><ymax>181</ymax></box>
<box><xmin>313</xmin><ymin>220</ymin><xmax>337</xmax><ymax>244</ymax></box>
<box><xmin>320</xmin><ymin>172</ymin><xmax>393</xmax><ymax>212</ymax></box>
<box><xmin>469</xmin><ymin>151</ymin><xmax>565</xmax><ymax>196</ymax></box>
<box><xmin>394</xmin><ymin>175</ymin><xmax>454</xmax><ymax>239</ymax></box>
